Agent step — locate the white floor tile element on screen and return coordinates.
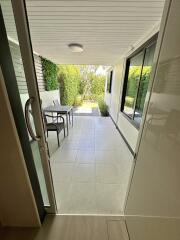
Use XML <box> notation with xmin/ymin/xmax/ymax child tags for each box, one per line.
<box><xmin>95</xmin><ymin>150</ymin><xmax>121</xmax><ymax>164</ymax></box>
<box><xmin>68</xmin><ymin>183</ymin><xmax>97</xmax><ymax>214</ymax></box>
<box><xmin>78</xmin><ymin>139</ymin><xmax>95</xmax><ymax>150</ymax></box>
<box><xmin>51</xmin><ymin>163</ymin><xmax>74</xmax><ymax>183</ymax></box>
<box><xmin>49</xmin><ymin>116</ymin><xmax>134</xmax><ymax>214</ymax></box>
<box><xmin>53</xmin><ymin>182</ymin><xmax>71</xmax><ymax>213</ymax></box>
<box><xmin>76</xmin><ymin>150</ymin><xmax>95</xmax><ymax>164</ymax></box>
<box><xmin>72</xmin><ymin>163</ymin><xmax>96</xmax><ymax>183</ymax></box>
<box><xmin>51</xmin><ymin>149</ymin><xmax>78</xmax><ymax>163</ymax></box>
<box><xmin>96</xmin><ymin>163</ymin><xmax>121</xmax><ymax>183</ymax></box>
<box><xmin>61</xmin><ymin>140</ymin><xmax>79</xmax><ymax>150</ymax></box>
<box><xmin>96</xmin><ymin>183</ymin><xmax>124</xmax><ymax>214</ymax></box>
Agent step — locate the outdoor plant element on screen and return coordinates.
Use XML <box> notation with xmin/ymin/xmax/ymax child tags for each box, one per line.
<box><xmin>57</xmin><ymin>65</ymin><xmax>81</xmax><ymax>105</ymax></box>
<box><xmin>74</xmin><ymin>94</ymin><xmax>83</xmax><ymax>106</ymax></box>
<box><xmin>125</xmin><ymin>96</ymin><xmax>134</xmax><ymax>107</ymax></box>
<box><xmin>56</xmin><ymin>64</ymin><xmax>107</xmax><ymax>107</ymax></box>
<box><xmin>98</xmin><ymin>99</ymin><xmax>109</xmax><ymax>117</ymax></box>
<box><xmin>41</xmin><ymin>57</ymin><xmax>58</xmax><ymax>91</ymax></box>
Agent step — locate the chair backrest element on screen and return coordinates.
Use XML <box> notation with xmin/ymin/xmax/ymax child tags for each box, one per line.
<box><xmin>53</xmin><ymin>99</ymin><xmax>61</xmax><ymax>106</ymax></box>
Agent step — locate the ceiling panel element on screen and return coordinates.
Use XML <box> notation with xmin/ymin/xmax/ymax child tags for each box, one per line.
<box><xmin>1</xmin><ymin>0</ymin><xmax>165</xmax><ymax>64</ymax></box>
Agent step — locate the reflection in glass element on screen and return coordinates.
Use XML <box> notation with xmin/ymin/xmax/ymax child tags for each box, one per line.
<box><xmin>134</xmin><ymin>43</ymin><xmax>156</xmax><ymax>124</ymax></box>
<box><xmin>124</xmin><ymin>51</ymin><xmax>144</xmax><ymax>117</ymax></box>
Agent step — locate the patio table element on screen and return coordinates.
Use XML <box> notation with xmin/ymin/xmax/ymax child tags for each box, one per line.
<box><xmin>43</xmin><ymin>105</ymin><xmax>73</xmax><ymax>135</ymax></box>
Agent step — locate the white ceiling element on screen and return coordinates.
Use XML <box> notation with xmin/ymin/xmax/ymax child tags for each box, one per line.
<box><xmin>2</xmin><ymin>0</ymin><xmax>165</xmax><ymax>65</ymax></box>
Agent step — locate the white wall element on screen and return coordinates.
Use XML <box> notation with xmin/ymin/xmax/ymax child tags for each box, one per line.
<box><xmin>105</xmin><ymin>26</ymin><xmax>160</xmax><ymax>152</ymax></box>
<box><xmin>20</xmin><ymin>90</ymin><xmax>60</xmax><ymax>112</ymax></box>
<box><xmin>117</xmin><ymin>114</ymin><xmax>139</xmax><ymax>151</ymax></box>
<box><xmin>40</xmin><ymin>90</ymin><xmax>60</xmax><ymax>109</ymax></box>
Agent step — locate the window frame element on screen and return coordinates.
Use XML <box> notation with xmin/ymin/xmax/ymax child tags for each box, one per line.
<box><xmin>107</xmin><ymin>70</ymin><xmax>113</xmax><ymax>94</ymax></box>
<box><xmin>121</xmin><ymin>34</ymin><xmax>158</xmax><ymax>129</ymax></box>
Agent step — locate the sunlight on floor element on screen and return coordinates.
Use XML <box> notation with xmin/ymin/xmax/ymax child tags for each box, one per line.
<box><xmin>74</xmin><ymin>107</ymin><xmax>93</xmax><ymax>114</ymax></box>
<box><xmin>48</xmin><ymin>116</ymin><xmax>134</xmax><ymax>214</ymax></box>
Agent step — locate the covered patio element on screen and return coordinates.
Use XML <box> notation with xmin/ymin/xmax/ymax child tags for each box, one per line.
<box><xmin>48</xmin><ymin>115</ymin><xmax>133</xmax><ymax>214</ymax></box>
<box><xmin>0</xmin><ymin>0</ymin><xmax>165</xmax><ymax>216</ymax></box>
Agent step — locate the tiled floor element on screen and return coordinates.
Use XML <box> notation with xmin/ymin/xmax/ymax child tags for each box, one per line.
<box><xmin>48</xmin><ymin>116</ymin><xmax>134</xmax><ymax>214</ymax></box>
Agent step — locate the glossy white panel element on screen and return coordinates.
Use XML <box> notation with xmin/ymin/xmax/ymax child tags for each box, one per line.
<box><xmin>126</xmin><ymin>0</ymin><xmax>180</xmax><ymax>217</ymax></box>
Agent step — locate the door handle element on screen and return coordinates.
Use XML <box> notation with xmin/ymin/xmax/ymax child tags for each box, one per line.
<box><xmin>25</xmin><ymin>97</ymin><xmax>40</xmax><ymax>141</ymax></box>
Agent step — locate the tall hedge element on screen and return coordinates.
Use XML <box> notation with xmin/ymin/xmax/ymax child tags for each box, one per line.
<box><xmin>41</xmin><ymin>57</ymin><xmax>58</xmax><ymax>91</ymax></box>
<box><xmin>91</xmin><ymin>74</ymin><xmax>106</xmax><ymax>96</ymax></box>
<box><xmin>57</xmin><ymin>65</ymin><xmax>81</xmax><ymax>105</ymax></box>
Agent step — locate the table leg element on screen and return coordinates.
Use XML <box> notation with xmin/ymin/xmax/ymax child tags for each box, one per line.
<box><xmin>66</xmin><ymin>113</ymin><xmax>69</xmax><ymax>135</ymax></box>
<box><xmin>72</xmin><ymin>109</ymin><xmax>73</xmax><ymax>127</ymax></box>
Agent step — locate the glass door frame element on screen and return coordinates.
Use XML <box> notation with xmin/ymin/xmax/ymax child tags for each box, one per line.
<box><xmin>11</xmin><ymin>0</ymin><xmax>57</xmax><ymax>214</ymax></box>
<box><xmin>0</xmin><ymin>0</ymin><xmax>56</xmax><ymax>214</ymax></box>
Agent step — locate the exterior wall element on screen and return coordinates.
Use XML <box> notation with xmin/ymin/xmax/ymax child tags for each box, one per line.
<box><xmin>117</xmin><ymin>114</ymin><xmax>139</xmax><ymax>151</ymax></box>
<box><xmin>104</xmin><ymin>70</ymin><xmax>112</xmax><ymax>108</ymax></box>
<box><xmin>9</xmin><ymin>41</ymin><xmax>45</xmax><ymax>93</ymax></box>
<box><xmin>109</xmin><ymin>64</ymin><xmax>123</xmax><ymax>121</ymax></box>
<box><xmin>0</xmin><ymin>67</ymin><xmax>40</xmax><ymax>227</ymax></box>
<box><xmin>20</xmin><ymin>90</ymin><xmax>60</xmax><ymax>113</ymax></box>
<box><xmin>9</xmin><ymin>40</ymin><xmax>60</xmax><ymax>114</ymax></box>
<box><xmin>105</xmin><ymin>26</ymin><xmax>160</xmax><ymax>152</ymax></box>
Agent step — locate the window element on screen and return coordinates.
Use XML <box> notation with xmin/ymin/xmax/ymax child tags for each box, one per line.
<box><xmin>121</xmin><ymin>39</ymin><xmax>157</xmax><ymax>127</ymax></box>
<box><xmin>107</xmin><ymin>70</ymin><xmax>113</xmax><ymax>93</ymax></box>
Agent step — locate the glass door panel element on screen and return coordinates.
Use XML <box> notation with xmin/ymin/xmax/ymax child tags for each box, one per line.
<box><xmin>123</xmin><ymin>51</ymin><xmax>144</xmax><ymax>118</ymax></box>
<box><xmin>134</xmin><ymin>42</ymin><xmax>156</xmax><ymax>124</ymax></box>
<box><xmin>31</xmin><ymin>141</ymin><xmax>49</xmax><ymax>206</ymax></box>
<box><xmin>0</xmin><ymin>0</ymin><xmax>56</xmax><ymax>212</ymax></box>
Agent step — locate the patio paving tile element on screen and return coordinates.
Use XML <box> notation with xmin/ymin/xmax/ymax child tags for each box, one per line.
<box><xmin>49</xmin><ymin>116</ymin><xmax>133</xmax><ymax>214</ymax></box>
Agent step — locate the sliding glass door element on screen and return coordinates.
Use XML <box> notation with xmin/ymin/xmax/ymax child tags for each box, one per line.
<box><xmin>0</xmin><ymin>0</ymin><xmax>56</xmax><ymax>216</ymax></box>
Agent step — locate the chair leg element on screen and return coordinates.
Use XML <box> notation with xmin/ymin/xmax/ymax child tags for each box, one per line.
<box><xmin>57</xmin><ymin>131</ymin><xmax>60</xmax><ymax>147</ymax></box>
<box><xmin>69</xmin><ymin>112</ymin><xmax>71</xmax><ymax>124</ymax></box>
<box><xmin>63</xmin><ymin>126</ymin><xmax>66</xmax><ymax>138</ymax></box>
<box><xmin>47</xmin><ymin>131</ymin><xmax>48</xmax><ymax>138</ymax></box>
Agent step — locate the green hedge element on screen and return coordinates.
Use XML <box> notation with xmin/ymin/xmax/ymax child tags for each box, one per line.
<box><xmin>91</xmin><ymin>74</ymin><xmax>105</xmax><ymax>95</ymax></box>
<box><xmin>41</xmin><ymin>57</ymin><xmax>58</xmax><ymax>91</ymax></box>
<box><xmin>57</xmin><ymin>65</ymin><xmax>81</xmax><ymax>105</ymax></box>
<box><xmin>98</xmin><ymin>99</ymin><xmax>109</xmax><ymax>116</ymax></box>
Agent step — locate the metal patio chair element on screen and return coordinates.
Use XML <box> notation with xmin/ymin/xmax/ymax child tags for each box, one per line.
<box><xmin>53</xmin><ymin>99</ymin><xmax>72</xmax><ymax>124</ymax></box>
<box><xmin>43</xmin><ymin>111</ymin><xmax>65</xmax><ymax>147</ymax></box>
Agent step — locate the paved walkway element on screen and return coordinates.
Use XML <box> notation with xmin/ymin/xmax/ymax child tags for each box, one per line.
<box><xmin>73</xmin><ymin>100</ymin><xmax>100</xmax><ymax>116</ymax></box>
<box><xmin>48</xmin><ymin>116</ymin><xmax>134</xmax><ymax>214</ymax></box>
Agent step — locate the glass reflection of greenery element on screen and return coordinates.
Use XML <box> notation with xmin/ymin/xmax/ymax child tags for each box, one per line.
<box><xmin>125</xmin><ymin>66</ymin><xmax>152</xmax><ymax>114</ymax></box>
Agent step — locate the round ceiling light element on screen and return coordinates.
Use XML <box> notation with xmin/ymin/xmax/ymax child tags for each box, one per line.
<box><xmin>68</xmin><ymin>43</ymin><xmax>84</xmax><ymax>53</ymax></box>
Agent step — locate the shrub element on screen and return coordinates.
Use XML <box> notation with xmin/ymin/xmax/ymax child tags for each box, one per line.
<box><xmin>74</xmin><ymin>94</ymin><xmax>83</xmax><ymax>106</ymax></box>
<box><xmin>41</xmin><ymin>57</ymin><xmax>58</xmax><ymax>91</ymax></box>
<box><xmin>92</xmin><ymin>93</ymin><xmax>104</xmax><ymax>102</ymax></box>
<box><xmin>91</xmin><ymin>74</ymin><xmax>106</xmax><ymax>96</ymax></box>
<box><xmin>98</xmin><ymin>99</ymin><xmax>109</xmax><ymax>117</ymax></box>
<box><xmin>57</xmin><ymin>65</ymin><xmax>81</xmax><ymax>105</ymax></box>
<box><xmin>125</xmin><ymin>96</ymin><xmax>134</xmax><ymax>107</ymax></box>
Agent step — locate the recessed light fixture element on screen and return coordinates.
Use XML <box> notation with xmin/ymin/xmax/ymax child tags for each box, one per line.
<box><xmin>68</xmin><ymin>43</ymin><xmax>84</xmax><ymax>53</ymax></box>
